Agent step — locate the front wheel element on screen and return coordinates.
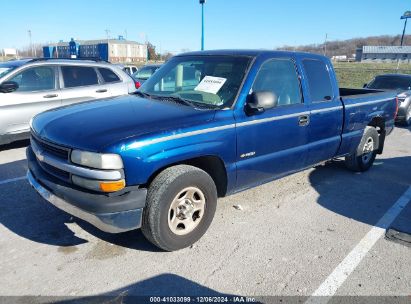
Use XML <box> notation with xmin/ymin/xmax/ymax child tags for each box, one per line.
<box><xmin>345</xmin><ymin>126</ymin><xmax>379</xmax><ymax>172</ymax></box>
<box><xmin>141</xmin><ymin>165</ymin><xmax>217</xmax><ymax>251</ymax></box>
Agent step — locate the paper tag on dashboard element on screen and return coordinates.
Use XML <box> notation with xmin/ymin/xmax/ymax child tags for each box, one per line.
<box><xmin>194</xmin><ymin>76</ymin><xmax>227</xmax><ymax>94</ymax></box>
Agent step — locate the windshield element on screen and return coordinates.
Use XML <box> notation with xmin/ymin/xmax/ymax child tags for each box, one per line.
<box><xmin>139</xmin><ymin>55</ymin><xmax>251</xmax><ymax>108</ymax></box>
<box><xmin>367</xmin><ymin>76</ymin><xmax>411</xmax><ymax>91</ymax></box>
<box><xmin>133</xmin><ymin>66</ymin><xmax>159</xmax><ymax>80</ymax></box>
<box><xmin>0</xmin><ymin>66</ymin><xmax>17</xmax><ymax>78</ymax></box>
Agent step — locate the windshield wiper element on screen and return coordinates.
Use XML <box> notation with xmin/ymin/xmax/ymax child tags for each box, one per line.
<box><xmin>153</xmin><ymin>95</ymin><xmax>196</xmax><ymax>108</ymax></box>
<box><xmin>133</xmin><ymin>91</ymin><xmax>152</xmax><ymax>98</ymax></box>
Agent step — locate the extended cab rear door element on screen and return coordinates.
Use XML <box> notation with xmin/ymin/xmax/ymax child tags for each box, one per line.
<box><xmin>234</xmin><ymin>56</ymin><xmax>311</xmax><ymax>190</ymax></box>
<box><xmin>299</xmin><ymin>57</ymin><xmax>344</xmax><ymax>165</ymax></box>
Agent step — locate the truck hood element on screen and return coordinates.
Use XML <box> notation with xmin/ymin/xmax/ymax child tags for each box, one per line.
<box><xmin>32</xmin><ymin>95</ymin><xmax>216</xmax><ymax>152</ymax></box>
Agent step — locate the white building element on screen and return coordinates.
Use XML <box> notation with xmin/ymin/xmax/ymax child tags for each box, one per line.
<box><xmin>2</xmin><ymin>48</ymin><xmax>18</xmax><ymax>57</ymax></box>
<box><xmin>356</xmin><ymin>46</ymin><xmax>411</xmax><ymax>62</ymax></box>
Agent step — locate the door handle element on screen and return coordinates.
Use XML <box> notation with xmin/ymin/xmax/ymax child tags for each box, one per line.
<box><xmin>96</xmin><ymin>89</ymin><xmax>108</xmax><ymax>93</ymax></box>
<box><xmin>298</xmin><ymin>115</ymin><xmax>310</xmax><ymax>126</ymax></box>
<box><xmin>43</xmin><ymin>94</ymin><xmax>58</xmax><ymax>98</ymax></box>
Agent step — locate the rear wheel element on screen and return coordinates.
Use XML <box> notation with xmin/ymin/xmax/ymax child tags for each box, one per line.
<box><xmin>141</xmin><ymin>165</ymin><xmax>217</xmax><ymax>251</ymax></box>
<box><xmin>345</xmin><ymin>126</ymin><xmax>379</xmax><ymax>172</ymax></box>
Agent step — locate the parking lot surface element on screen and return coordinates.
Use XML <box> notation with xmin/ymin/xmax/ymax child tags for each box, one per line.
<box><xmin>0</xmin><ymin>126</ymin><xmax>410</xmax><ymax>300</ymax></box>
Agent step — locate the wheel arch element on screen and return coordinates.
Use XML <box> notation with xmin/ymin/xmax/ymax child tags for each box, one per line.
<box><xmin>144</xmin><ymin>155</ymin><xmax>228</xmax><ymax>197</ymax></box>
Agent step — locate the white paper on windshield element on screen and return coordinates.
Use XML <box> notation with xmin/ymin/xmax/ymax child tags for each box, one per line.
<box><xmin>194</xmin><ymin>76</ymin><xmax>227</xmax><ymax>94</ymax></box>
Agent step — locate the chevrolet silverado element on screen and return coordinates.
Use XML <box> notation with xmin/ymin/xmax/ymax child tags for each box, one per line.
<box><xmin>27</xmin><ymin>50</ymin><xmax>398</xmax><ymax>251</ymax></box>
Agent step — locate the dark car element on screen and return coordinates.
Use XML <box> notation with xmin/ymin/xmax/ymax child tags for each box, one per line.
<box><xmin>365</xmin><ymin>74</ymin><xmax>411</xmax><ymax>126</ymax></box>
<box><xmin>131</xmin><ymin>64</ymin><xmax>161</xmax><ymax>88</ymax></box>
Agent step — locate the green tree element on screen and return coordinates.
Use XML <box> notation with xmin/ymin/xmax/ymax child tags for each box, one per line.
<box><xmin>147</xmin><ymin>42</ymin><xmax>158</xmax><ymax>60</ymax></box>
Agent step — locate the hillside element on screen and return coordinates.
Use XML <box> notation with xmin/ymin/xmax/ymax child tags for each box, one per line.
<box><xmin>277</xmin><ymin>34</ymin><xmax>411</xmax><ymax>57</ymax></box>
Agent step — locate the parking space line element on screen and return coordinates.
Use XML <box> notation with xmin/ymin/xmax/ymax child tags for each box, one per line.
<box><xmin>306</xmin><ymin>186</ymin><xmax>411</xmax><ymax>304</ymax></box>
<box><xmin>0</xmin><ymin>176</ymin><xmax>26</xmax><ymax>185</ymax></box>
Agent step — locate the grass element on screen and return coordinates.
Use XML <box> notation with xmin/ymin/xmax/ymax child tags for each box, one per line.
<box><xmin>333</xmin><ymin>61</ymin><xmax>411</xmax><ymax>88</ymax></box>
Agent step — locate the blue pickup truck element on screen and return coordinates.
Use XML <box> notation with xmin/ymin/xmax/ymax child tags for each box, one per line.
<box><xmin>27</xmin><ymin>50</ymin><xmax>398</xmax><ymax>251</ymax></box>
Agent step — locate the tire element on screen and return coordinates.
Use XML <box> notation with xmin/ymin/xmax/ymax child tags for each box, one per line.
<box><xmin>141</xmin><ymin>165</ymin><xmax>217</xmax><ymax>251</ymax></box>
<box><xmin>345</xmin><ymin>126</ymin><xmax>379</xmax><ymax>172</ymax></box>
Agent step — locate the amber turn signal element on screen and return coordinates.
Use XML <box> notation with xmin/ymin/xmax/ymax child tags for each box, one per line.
<box><xmin>99</xmin><ymin>180</ymin><xmax>126</xmax><ymax>192</ymax></box>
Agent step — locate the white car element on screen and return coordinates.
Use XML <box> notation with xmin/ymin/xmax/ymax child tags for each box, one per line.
<box><xmin>0</xmin><ymin>58</ymin><xmax>137</xmax><ymax>145</ymax></box>
<box><xmin>123</xmin><ymin>65</ymin><xmax>138</xmax><ymax>75</ymax></box>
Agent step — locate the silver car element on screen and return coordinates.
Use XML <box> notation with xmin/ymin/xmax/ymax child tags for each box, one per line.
<box><xmin>365</xmin><ymin>74</ymin><xmax>411</xmax><ymax>126</ymax></box>
<box><xmin>0</xmin><ymin>58</ymin><xmax>137</xmax><ymax>145</ymax></box>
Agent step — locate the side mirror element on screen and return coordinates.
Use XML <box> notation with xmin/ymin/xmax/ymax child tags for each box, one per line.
<box><xmin>0</xmin><ymin>81</ymin><xmax>19</xmax><ymax>93</ymax></box>
<box><xmin>245</xmin><ymin>91</ymin><xmax>278</xmax><ymax>115</ymax></box>
<box><xmin>363</xmin><ymin>83</ymin><xmax>368</xmax><ymax>88</ymax></box>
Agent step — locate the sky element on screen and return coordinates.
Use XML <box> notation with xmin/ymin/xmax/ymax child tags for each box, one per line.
<box><xmin>1</xmin><ymin>0</ymin><xmax>411</xmax><ymax>54</ymax></box>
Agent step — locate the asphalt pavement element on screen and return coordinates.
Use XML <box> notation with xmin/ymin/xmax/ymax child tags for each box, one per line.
<box><xmin>0</xmin><ymin>126</ymin><xmax>410</xmax><ymax>302</ymax></box>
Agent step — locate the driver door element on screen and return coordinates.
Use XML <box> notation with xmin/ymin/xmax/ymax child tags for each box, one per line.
<box><xmin>234</xmin><ymin>58</ymin><xmax>311</xmax><ymax>190</ymax></box>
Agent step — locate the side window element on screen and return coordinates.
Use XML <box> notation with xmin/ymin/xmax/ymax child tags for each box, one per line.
<box><xmin>61</xmin><ymin>66</ymin><xmax>99</xmax><ymax>88</ymax></box>
<box><xmin>8</xmin><ymin>66</ymin><xmax>55</xmax><ymax>92</ymax></box>
<box><xmin>302</xmin><ymin>59</ymin><xmax>333</xmax><ymax>102</ymax></box>
<box><xmin>252</xmin><ymin>59</ymin><xmax>302</xmax><ymax>106</ymax></box>
<box><xmin>98</xmin><ymin>68</ymin><xmax>121</xmax><ymax>83</ymax></box>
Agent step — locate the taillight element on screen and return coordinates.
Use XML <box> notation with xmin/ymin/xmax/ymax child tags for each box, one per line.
<box><xmin>395</xmin><ymin>96</ymin><xmax>399</xmax><ymax>118</ymax></box>
<box><xmin>134</xmin><ymin>81</ymin><xmax>141</xmax><ymax>89</ymax></box>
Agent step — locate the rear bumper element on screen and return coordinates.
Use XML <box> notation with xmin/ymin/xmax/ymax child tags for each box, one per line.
<box><xmin>27</xmin><ymin>147</ymin><xmax>147</xmax><ymax>233</ymax></box>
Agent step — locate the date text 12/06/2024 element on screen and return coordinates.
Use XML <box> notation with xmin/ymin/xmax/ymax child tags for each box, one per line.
<box><xmin>149</xmin><ymin>296</ymin><xmax>257</xmax><ymax>303</ymax></box>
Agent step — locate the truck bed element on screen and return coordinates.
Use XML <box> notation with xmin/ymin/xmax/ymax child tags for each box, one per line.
<box><xmin>339</xmin><ymin>87</ymin><xmax>383</xmax><ymax>97</ymax></box>
<box><xmin>337</xmin><ymin>88</ymin><xmax>397</xmax><ymax>157</ymax></box>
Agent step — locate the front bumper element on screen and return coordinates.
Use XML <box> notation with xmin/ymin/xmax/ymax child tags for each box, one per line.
<box><xmin>27</xmin><ymin>147</ymin><xmax>147</xmax><ymax>233</ymax></box>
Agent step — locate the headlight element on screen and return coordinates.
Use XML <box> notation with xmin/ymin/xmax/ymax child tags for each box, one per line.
<box><xmin>72</xmin><ymin>175</ymin><xmax>125</xmax><ymax>192</ymax></box>
<box><xmin>71</xmin><ymin>150</ymin><xmax>123</xmax><ymax>169</ymax></box>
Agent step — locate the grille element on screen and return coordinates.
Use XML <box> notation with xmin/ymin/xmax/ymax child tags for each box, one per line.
<box><xmin>39</xmin><ymin>161</ymin><xmax>70</xmax><ymax>182</ymax></box>
<box><xmin>31</xmin><ymin>135</ymin><xmax>70</xmax><ymax>160</ymax></box>
<box><xmin>30</xmin><ymin>132</ymin><xmax>72</xmax><ymax>183</ymax></box>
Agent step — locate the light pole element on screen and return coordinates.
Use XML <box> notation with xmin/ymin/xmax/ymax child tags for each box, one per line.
<box><xmin>400</xmin><ymin>11</ymin><xmax>411</xmax><ymax>46</ymax></box>
<box><xmin>200</xmin><ymin>0</ymin><xmax>206</xmax><ymax>50</ymax></box>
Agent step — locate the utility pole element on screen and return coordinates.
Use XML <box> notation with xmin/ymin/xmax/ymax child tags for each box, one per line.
<box><xmin>105</xmin><ymin>29</ymin><xmax>110</xmax><ymax>42</ymax></box>
<box><xmin>200</xmin><ymin>0</ymin><xmax>206</xmax><ymax>50</ymax></box>
<box><xmin>28</xmin><ymin>30</ymin><xmax>33</xmax><ymax>57</ymax></box>
<box><xmin>324</xmin><ymin>33</ymin><xmax>328</xmax><ymax>57</ymax></box>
